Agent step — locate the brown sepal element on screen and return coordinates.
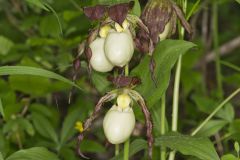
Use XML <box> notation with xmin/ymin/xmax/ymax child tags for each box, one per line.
<box><xmin>107</xmin><ymin>75</ymin><xmax>141</xmax><ymax>88</ymax></box>
<box><xmin>108</xmin><ymin>2</ymin><xmax>134</xmax><ymax>25</ymax></box>
<box><xmin>83</xmin><ymin>5</ymin><xmax>107</xmax><ymax>20</ymax></box>
<box><xmin>171</xmin><ymin>2</ymin><xmax>192</xmax><ymax>35</ymax></box>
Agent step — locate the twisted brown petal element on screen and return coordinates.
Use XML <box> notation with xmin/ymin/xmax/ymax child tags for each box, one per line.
<box><xmin>128</xmin><ymin>90</ymin><xmax>153</xmax><ymax>159</ymax></box>
<box><xmin>77</xmin><ymin>91</ymin><xmax>117</xmax><ymax>159</ymax></box>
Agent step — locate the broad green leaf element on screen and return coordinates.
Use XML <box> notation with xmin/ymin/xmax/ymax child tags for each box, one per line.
<box><xmin>221</xmin><ymin>154</ymin><xmax>238</xmax><ymax>160</ymax></box>
<box><xmin>40</xmin><ymin>15</ymin><xmax>61</xmax><ymax>38</ymax></box>
<box><xmin>132</xmin><ymin>40</ymin><xmax>196</xmax><ymax>107</ymax></box>
<box><xmin>31</xmin><ymin>113</ymin><xmax>58</xmax><ymax>143</ymax></box>
<box><xmin>25</xmin><ymin>0</ymin><xmax>49</xmax><ymax>11</ymax></box>
<box><xmin>155</xmin><ymin>133</ymin><xmax>220</xmax><ymax>160</ymax></box>
<box><xmin>0</xmin><ymin>36</ymin><xmax>14</xmax><ymax>56</ymax></box>
<box><xmin>195</xmin><ymin>120</ymin><xmax>228</xmax><ymax>137</ymax></box>
<box><xmin>6</xmin><ymin>147</ymin><xmax>59</xmax><ymax>160</ymax></box>
<box><xmin>0</xmin><ymin>66</ymin><xmax>81</xmax><ymax>90</ymax></box>
<box><xmin>0</xmin><ymin>98</ymin><xmax>4</xmax><ymax>119</ymax></box>
<box><xmin>111</xmin><ymin>139</ymin><xmax>147</xmax><ymax>160</ymax></box>
<box><xmin>9</xmin><ymin>75</ymin><xmax>51</xmax><ymax>97</ymax></box>
<box><xmin>80</xmin><ymin>140</ymin><xmax>106</xmax><ymax>153</ymax></box>
<box><xmin>236</xmin><ymin>0</ymin><xmax>240</xmax><ymax>4</ymax></box>
<box><xmin>0</xmin><ymin>152</ymin><xmax>3</xmax><ymax>160</ymax></box>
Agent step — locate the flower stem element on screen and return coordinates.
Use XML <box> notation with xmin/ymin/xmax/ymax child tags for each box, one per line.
<box><xmin>161</xmin><ymin>93</ymin><xmax>166</xmax><ymax>160</ymax></box>
<box><xmin>124</xmin><ymin>138</ymin><xmax>130</xmax><ymax>160</ymax></box>
<box><xmin>115</xmin><ymin>144</ymin><xmax>119</xmax><ymax>156</ymax></box>
<box><xmin>123</xmin><ymin>64</ymin><xmax>130</xmax><ymax>160</ymax></box>
<box><xmin>191</xmin><ymin>88</ymin><xmax>240</xmax><ymax>136</ymax></box>
<box><xmin>212</xmin><ymin>2</ymin><xmax>223</xmax><ymax>99</ymax></box>
<box><xmin>169</xmin><ymin>0</ymin><xmax>186</xmax><ymax>159</ymax></box>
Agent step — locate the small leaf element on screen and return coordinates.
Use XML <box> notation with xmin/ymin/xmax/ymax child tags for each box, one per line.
<box><xmin>0</xmin><ymin>152</ymin><xmax>3</xmax><ymax>160</ymax></box>
<box><xmin>131</xmin><ymin>0</ymin><xmax>141</xmax><ymax>17</ymax></box>
<box><xmin>234</xmin><ymin>141</ymin><xmax>240</xmax><ymax>153</ymax></box>
<box><xmin>25</xmin><ymin>0</ymin><xmax>49</xmax><ymax>11</ymax></box>
<box><xmin>0</xmin><ymin>66</ymin><xmax>81</xmax><ymax>90</ymax></box>
<box><xmin>221</xmin><ymin>154</ymin><xmax>238</xmax><ymax>160</ymax></box>
<box><xmin>155</xmin><ymin>133</ymin><xmax>220</xmax><ymax>160</ymax></box>
<box><xmin>0</xmin><ymin>36</ymin><xmax>14</xmax><ymax>56</ymax></box>
<box><xmin>6</xmin><ymin>147</ymin><xmax>59</xmax><ymax>160</ymax></box>
<box><xmin>31</xmin><ymin>113</ymin><xmax>58</xmax><ymax>143</ymax></box>
<box><xmin>132</xmin><ymin>40</ymin><xmax>196</xmax><ymax>107</ymax></box>
<box><xmin>0</xmin><ymin>98</ymin><xmax>4</xmax><ymax>119</ymax></box>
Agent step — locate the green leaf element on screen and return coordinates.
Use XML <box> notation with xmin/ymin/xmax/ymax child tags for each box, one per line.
<box><xmin>221</xmin><ymin>154</ymin><xmax>238</xmax><ymax>160</ymax></box>
<box><xmin>111</xmin><ymin>139</ymin><xmax>147</xmax><ymax>160</ymax></box>
<box><xmin>0</xmin><ymin>152</ymin><xmax>3</xmax><ymax>160</ymax></box>
<box><xmin>0</xmin><ymin>98</ymin><xmax>4</xmax><ymax>119</ymax></box>
<box><xmin>155</xmin><ymin>133</ymin><xmax>220</xmax><ymax>160</ymax></box>
<box><xmin>31</xmin><ymin>113</ymin><xmax>58</xmax><ymax>143</ymax></box>
<box><xmin>9</xmin><ymin>75</ymin><xmax>52</xmax><ymax>97</ymax></box>
<box><xmin>40</xmin><ymin>15</ymin><xmax>61</xmax><ymax>38</ymax></box>
<box><xmin>131</xmin><ymin>0</ymin><xmax>141</xmax><ymax>17</ymax></box>
<box><xmin>195</xmin><ymin>120</ymin><xmax>228</xmax><ymax>137</ymax></box>
<box><xmin>236</xmin><ymin>0</ymin><xmax>240</xmax><ymax>4</ymax></box>
<box><xmin>60</xmin><ymin>108</ymin><xmax>82</xmax><ymax>144</ymax></box>
<box><xmin>25</xmin><ymin>0</ymin><xmax>49</xmax><ymax>11</ymax></box>
<box><xmin>132</xmin><ymin>40</ymin><xmax>196</xmax><ymax>107</ymax></box>
<box><xmin>0</xmin><ymin>36</ymin><xmax>14</xmax><ymax>56</ymax></box>
<box><xmin>6</xmin><ymin>147</ymin><xmax>59</xmax><ymax>160</ymax></box>
<box><xmin>0</xmin><ymin>66</ymin><xmax>81</xmax><ymax>90</ymax></box>
<box><xmin>234</xmin><ymin>141</ymin><xmax>240</xmax><ymax>153</ymax></box>
<box><xmin>80</xmin><ymin>140</ymin><xmax>106</xmax><ymax>153</ymax></box>
<box><xmin>91</xmin><ymin>72</ymin><xmax>111</xmax><ymax>93</ymax></box>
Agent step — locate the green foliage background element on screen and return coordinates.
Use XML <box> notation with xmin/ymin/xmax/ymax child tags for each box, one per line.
<box><xmin>0</xmin><ymin>0</ymin><xmax>240</xmax><ymax>160</ymax></box>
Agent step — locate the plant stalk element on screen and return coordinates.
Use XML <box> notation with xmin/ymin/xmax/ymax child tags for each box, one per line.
<box><xmin>124</xmin><ymin>139</ymin><xmax>130</xmax><ymax>160</ymax></box>
<box><xmin>212</xmin><ymin>2</ymin><xmax>223</xmax><ymax>99</ymax></box>
<box><xmin>161</xmin><ymin>93</ymin><xmax>166</xmax><ymax>160</ymax></box>
<box><xmin>123</xmin><ymin>64</ymin><xmax>130</xmax><ymax>160</ymax></box>
<box><xmin>115</xmin><ymin>144</ymin><xmax>119</xmax><ymax>156</ymax></box>
<box><xmin>191</xmin><ymin>88</ymin><xmax>240</xmax><ymax>136</ymax></box>
<box><xmin>169</xmin><ymin>0</ymin><xmax>186</xmax><ymax>159</ymax></box>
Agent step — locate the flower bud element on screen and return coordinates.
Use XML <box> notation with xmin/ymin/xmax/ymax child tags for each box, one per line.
<box><xmin>141</xmin><ymin>0</ymin><xmax>176</xmax><ymax>43</ymax></box>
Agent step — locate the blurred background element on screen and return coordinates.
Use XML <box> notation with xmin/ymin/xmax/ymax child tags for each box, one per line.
<box><xmin>0</xmin><ymin>0</ymin><xmax>240</xmax><ymax>159</ymax></box>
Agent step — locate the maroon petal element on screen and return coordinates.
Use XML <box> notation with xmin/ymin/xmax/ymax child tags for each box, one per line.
<box><xmin>108</xmin><ymin>2</ymin><xmax>134</xmax><ymax>25</ymax></box>
<box><xmin>83</xmin><ymin>5</ymin><xmax>107</xmax><ymax>20</ymax></box>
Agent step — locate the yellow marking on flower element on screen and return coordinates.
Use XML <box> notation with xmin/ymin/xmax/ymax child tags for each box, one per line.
<box><xmin>115</xmin><ymin>20</ymin><xmax>130</xmax><ymax>32</ymax></box>
<box><xmin>117</xmin><ymin>94</ymin><xmax>131</xmax><ymax>109</ymax></box>
<box><xmin>75</xmin><ymin>121</ymin><xmax>84</xmax><ymax>133</ymax></box>
<box><xmin>99</xmin><ymin>25</ymin><xmax>111</xmax><ymax>38</ymax></box>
